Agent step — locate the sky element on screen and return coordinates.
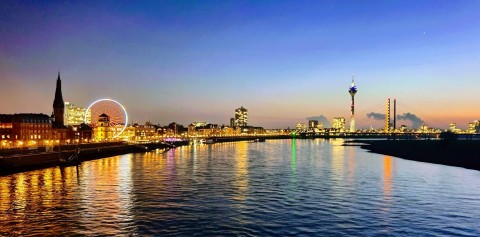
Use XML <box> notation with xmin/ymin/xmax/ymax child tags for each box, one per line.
<box><xmin>1</xmin><ymin>0</ymin><xmax>479</xmax><ymax>129</ymax></box>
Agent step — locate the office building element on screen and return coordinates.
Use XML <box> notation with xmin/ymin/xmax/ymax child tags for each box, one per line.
<box><xmin>235</xmin><ymin>106</ymin><xmax>248</xmax><ymax>127</ymax></box>
<box><xmin>332</xmin><ymin>117</ymin><xmax>346</xmax><ymax>132</ymax></box>
<box><xmin>65</xmin><ymin>101</ymin><xmax>91</xmax><ymax>125</ymax></box>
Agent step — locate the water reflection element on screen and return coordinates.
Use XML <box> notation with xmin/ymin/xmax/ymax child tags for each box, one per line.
<box><xmin>79</xmin><ymin>156</ymin><xmax>127</xmax><ymax>235</ymax></box>
<box><xmin>383</xmin><ymin>155</ymin><xmax>393</xmax><ymax>198</ymax></box>
<box><xmin>233</xmin><ymin>142</ymin><xmax>248</xmax><ymax>201</ymax></box>
<box><xmin>346</xmin><ymin>143</ymin><xmax>356</xmax><ymax>183</ymax></box>
<box><xmin>291</xmin><ymin>138</ymin><xmax>296</xmax><ymax>175</ymax></box>
<box><xmin>191</xmin><ymin>144</ymin><xmax>197</xmax><ymax>173</ymax></box>
<box><xmin>330</xmin><ymin>139</ymin><xmax>345</xmax><ymax>180</ymax></box>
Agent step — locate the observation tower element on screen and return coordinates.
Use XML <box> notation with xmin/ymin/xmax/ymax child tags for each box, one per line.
<box><xmin>348</xmin><ymin>76</ymin><xmax>357</xmax><ymax>132</ymax></box>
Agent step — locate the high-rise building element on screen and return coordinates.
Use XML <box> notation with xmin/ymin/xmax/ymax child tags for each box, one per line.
<box><xmin>235</xmin><ymin>106</ymin><xmax>248</xmax><ymax>127</ymax></box>
<box><xmin>65</xmin><ymin>102</ymin><xmax>91</xmax><ymax>126</ymax></box>
<box><xmin>332</xmin><ymin>117</ymin><xmax>346</xmax><ymax>132</ymax></box>
<box><xmin>348</xmin><ymin>77</ymin><xmax>357</xmax><ymax>132</ymax></box>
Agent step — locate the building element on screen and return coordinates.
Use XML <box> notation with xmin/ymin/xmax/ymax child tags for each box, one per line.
<box><xmin>12</xmin><ymin>113</ymin><xmax>53</xmax><ymax>146</ymax></box>
<box><xmin>313</xmin><ymin>123</ymin><xmax>326</xmax><ymax>133</ymax></box>
<box><xmin>156</xmin><ymin>122</ymin><xmax>188</xmax><ymax>137</ymax></box>
<box><xmin>332</xmin><ymin>117</ymin><xmax>346</xmax><ymax>132</ymax></box>
<box><xmin>0</xmin><ymin>114</ymin><xmax>53</xmax><ymax>147</ymax></box>
<box><xmin>192</xmin><ymin>122</ymin><xmax>207</xmax><ymax>127</ymax></box>
<box><xmin>420</xmin><ymin>124</ymin><xmax>429</xmax><ymax>133</ymax></box>
<box><xmin>449</xmin><ymin>123</ymin><xmax>461</xmax><ymax>133</ymax></box>
<box><xmin>0</xmin><ymin>114</ymin><xmax>13</xmax><ymax>142</ymax></box>
<box><xmin>235</xmin><ymin>106</ymin><xmax>248</xmax><ymax>127</ymax></box>
<box><xmin>194</xmin><ymin>124</ymin><xmax>222</xmax><ymax>137</ymax></box>
<box><xmin>467</xmin><ymin>120</ymin><xmax>480</xmax><ymax>134</ymax></box>
<box><xmin>95</xmin><ymin>113</ymin><xmax>112</xmax><ymax>141</ymax></box>
<box><xmin>188</xmin><ymin>122</ymin><xmax>210</xmax><ymax>137</ymax></box>
<box><xmin>65</xmin><ymin>101</ymin><xmax>91</xmax><ymax>125</ymax></box>
<box><xmin>230</xmin><ymin>118</ymin><xmax>235</xmax><ymax>127</ymax></box>
<box><xmin>308</xmin><ymin>120</ymin><xmax>319</xmax><ymax>130</ymax></box>
<box><xmin>12</xmin><ymin>114</ymin><xmax>52</xmax><ymax>141</ymax></box>
<box><xmin>296</xmin><ymin>123</ymin><xmax>307</xmax><ymax>131</ymax></box>
<box><xmin>70</xmin><ymin>123</ymin><xmax>93</xmax><ymax>143</ymax></box>
<box><xmin>51</xmin><ymin>73</ymin><xmax>69</xmax><ymax>140</ymax></box>
<box><xmin>239</xmin><ymin>126</ymin><xmax>265</xmax><ymax>135</ymax></box>
<box><xmin>116</xmin><ymin>125</ymin><xmax>135</xmax><ymax>141</ymax></box>
<box><xmin>133</xmin><ymin>122</ymin><xmax>157</xmax><ymax>141</ymax></box>
<box><xmin>53</xmin><ymin>72</ymin><xmax>65</xmax><ymax>128</ymax></box>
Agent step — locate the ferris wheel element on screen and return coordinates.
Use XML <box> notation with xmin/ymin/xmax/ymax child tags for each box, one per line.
<box><xmin>85</xmin><ymin>98</ymin><xmax>128</xmax><ymax>138</ymax></box>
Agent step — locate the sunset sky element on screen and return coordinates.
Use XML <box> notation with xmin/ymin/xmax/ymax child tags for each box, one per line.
<box><xmin>1</xmin><ymin>0</ymin><xmax>479</xmax><ymax>128</ymax></box>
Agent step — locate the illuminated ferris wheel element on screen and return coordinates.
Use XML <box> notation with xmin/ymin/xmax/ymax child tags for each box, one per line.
<box><xmin>85</xmin><ymin>98</ymin><xmax>128</xmax><ymax>138</ymax></box>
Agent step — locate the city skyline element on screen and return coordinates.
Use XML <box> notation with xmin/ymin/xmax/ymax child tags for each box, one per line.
<box><xmin>1</xmin><ymin>1</ymin><xmax>479</xmax><ymax>128</ymax></box>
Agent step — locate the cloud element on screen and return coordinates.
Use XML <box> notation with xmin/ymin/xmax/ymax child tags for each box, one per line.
<box><xmin>366</xmin><ymin>112</ymin><xmax>425</xmax><ymax>129</ymax></box>
<box><xmin>306</xmin><ymin>115</ymin><xmax>330</xmax><ymax>127</ymax></box>
<box><xmin>397</xmin><ymin>113</ymin><xmax>424</xmax><ymax>129</ymax></box>
<box><xmin>367</xmin><ymin>112</ymin><xmax>385</xmax><ymax>121</ymax></box>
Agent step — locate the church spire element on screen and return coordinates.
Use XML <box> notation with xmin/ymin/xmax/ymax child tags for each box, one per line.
<box><xmin>53</xmin><ymin>72</ymin><xmax>65</xmax><ymax>127</ymax></box>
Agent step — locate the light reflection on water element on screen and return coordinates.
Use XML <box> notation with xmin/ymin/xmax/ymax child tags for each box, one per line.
<box><xmin>1</xmin><ymin>139</ymin><xmax>480</xmax><ymax>236</ymax></box>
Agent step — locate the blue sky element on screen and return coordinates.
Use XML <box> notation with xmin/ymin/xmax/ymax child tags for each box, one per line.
<box><xmin>1</xmin><ymin>0</ymin><xmax>479</xmax><ymax>128</ymax></box>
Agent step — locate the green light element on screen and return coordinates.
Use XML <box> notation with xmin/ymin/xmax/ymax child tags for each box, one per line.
<box><xmin>291</xmin><ymin>138</ymin><xmax>296</xmax><ymax>174</ymax></box>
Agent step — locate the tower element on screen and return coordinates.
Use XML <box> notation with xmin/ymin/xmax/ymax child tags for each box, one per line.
<box><xmin>393</xmin><ymin>99</ymin><xmax>396</xmax><ymax>132</ymax></box>
<box><xmin>385</xmin><ymin>98</ymin><xmax>391</xmax><ymax>132</ymax></box>
<box><xmin>348</xmin><ymin>76</ymin><xmax>357</xmax><ymax>132</ymax></box>
<box><xmin>53</xmin><ymin>72</ymin><xmax>65</xmax><ymax>128</ymax></box>
<box><xmin>96</xmin><ymin>113</ymin><xmax>111</xmax><ymax>141</ymax></box>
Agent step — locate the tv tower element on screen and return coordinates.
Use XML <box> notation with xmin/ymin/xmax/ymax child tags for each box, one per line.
<box><xmin>348</xmin><ymin>76</ymin><xmax>357</xmax><ymax>132</ymax></box>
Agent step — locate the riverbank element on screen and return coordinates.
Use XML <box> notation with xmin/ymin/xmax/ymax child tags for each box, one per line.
<box><xmin>357</xmin><ymin>140</ymin><xmax>480</xmax><ymax>171</ymax></box>
<box><xmin>0</xmin><ymin>141</ymin><xmax>188</xmax><ymax>175</ymax></box>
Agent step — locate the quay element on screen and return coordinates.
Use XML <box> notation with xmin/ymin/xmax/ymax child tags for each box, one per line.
<box><xmin>0</xmin><ymin>141</ymin><xmax>187</xmax><ymax>175</ymax></box>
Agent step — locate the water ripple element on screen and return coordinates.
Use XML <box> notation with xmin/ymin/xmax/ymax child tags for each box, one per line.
<box><xmin>1</xmin><ymin>139</ymin><xmax>480</xmax><ymax>236</ymax></box>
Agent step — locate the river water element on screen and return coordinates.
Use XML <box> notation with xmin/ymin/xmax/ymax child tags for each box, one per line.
<box><xmin>1</xmin><ymin>139</ymin><xmax>479</xmax><ymax>236</ymax></box>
